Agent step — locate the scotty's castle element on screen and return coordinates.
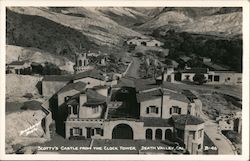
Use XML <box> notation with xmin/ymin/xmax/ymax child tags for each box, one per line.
<box><xmin>41</xmin><ymin>50</ymin><xmax>207</xmax><ymax>154</ymax></box>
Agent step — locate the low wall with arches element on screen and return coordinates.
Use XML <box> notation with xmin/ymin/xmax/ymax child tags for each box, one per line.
<box><xmin>144</xmin><ymin>127</ymin><xmax>174</xmax><ymax>141</ymax></box>
<box><xmin>103</xmin><ymin>119</ymin><xmax>145</xmax><ymax>140</ymax></box>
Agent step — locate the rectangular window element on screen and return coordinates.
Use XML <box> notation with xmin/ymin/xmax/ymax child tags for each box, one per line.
<box><xmin>101</xmin><ymin>129</ymin><xmax>104</xmax><ymax>136</ymax></box>
<box><xmin>208</xmin><ymin>75</ymin><xmax>213</xmax><ymax>81</ymax></box>
<box><xmin>214</xmin><ymin>75</ymin><xmax>220</xmax><ymax>82</ymax></box>
<box><xmin>96</xmin><ymin>128</ymin><xmax>102</xmax><ymax>135</ymax></box>
<box><xmin>70</xmin><ymin>128</ymin><xmax>73</xmax><ymax>136</ymax></box>
<box><xmin>73</xmin><ymin>105</ymin><xmax>78</xmax><ymax>115</ymax></box>
<box><xmin>146</xmin><ymin>107</ymin><xmax>149</xmax><ymax>114</ymax></box>
<box><xmin>64</xmin><ymin>96</ymin><xmax>71</xmax><ymax>102</ymax></box>
<box><xmin>178</xmin><ymin>108</ymin><xmax>181</xmax><ymax>114</ymax></box>
<box><xmin>93</xmin><ymin>106</ymin><xmax>99</xmax><ymax>113</ymax></box>
<box><xmin>169</xmin><ymin>108</ymin><xmax>172</xmax><ymax>114</ymax></box>
<box><xmin>91</xmin><ymin>129</ymin><xmax>95</xmax><ymax>136</ymax></box>
<box><xmin>68</xmin><ymin>106</ymin><xmax>71</xmax><ymax>114</ymax></box>
<box><xmin>150</xmin><ymin>106</ymin><xmax>159</xmax><ymax>114</ymax></box>
<box><xmin>189</xmin><ymin>131</ymin><xmax>195</xmax><ymax>140</ymax></box>
<box><xmin>72</xmin><ymin>127</ymin><xmax>82</xmax><ymax>136</ymax></box>
<box><xmin>198</xmin><ymin>129</ymin><xmax>203</xmax><ymax>138</ymax></box>
<box><xmin>198</xmin><ymin>144</ymin><xmax>201</xmax><ymax>149</ymax></box>
<box><xmin>173</xmin><ymin>106</ymin><xmax>181</xmax><ymax>114</ymax></box>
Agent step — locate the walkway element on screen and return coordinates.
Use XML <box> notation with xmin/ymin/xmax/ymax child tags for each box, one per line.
<box><xmin>176</xmin><ymin>82</ymin><xmax>241</xmax><ymax>100</ymax></box>
<box><xmin>124</xmin><ymin>56</ymin><xmax>141</xmax><ymax>79</ymax></box>
<box><xmin>194</xmin><ymin>95</ymin><xmax>236</xmax><ymax>154</ymax></box>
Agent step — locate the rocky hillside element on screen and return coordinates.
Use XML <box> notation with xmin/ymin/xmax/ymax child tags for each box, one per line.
<box><xmin>6</xmin><ymin>7</ymin><xmax>242</xmax><ymax>66</ymax></box>
<box><xmin>6</xmin><ymin>45</ymin><xmax>74</xmax><ymax>72</ymax></box>
<box><xmin>7</xmin><ymin>7</ymin><xmax>144</xmax><ymax>55</ymax></box>
<box><xmin>136</xmin><ymin>7</ymin><xmax>242</xmax><ymax>37</ymax></box>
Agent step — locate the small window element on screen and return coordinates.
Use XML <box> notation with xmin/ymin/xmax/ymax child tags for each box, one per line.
<box><xmin>91</xmin><ymin>129</ymin><xmax>95</xmax><ymax>136</ymax></box>
<box><xmin>198</xmin><ymin>129</ymin><xmax>203</xmax><ymax>139</ymax></box>
<box><xmin>73</xmin><ymin>127</ymin><xmax>82</xmax><ymax>135</ymax></box>
<box><xmin>189</xmin><ymin>131</ymin><xmax>195</xmax><ymax>140</ymax></box>
<box><xmin>169</xmin><ymin>108</ymin><xmax>172</xmax><ymax>114</ymax></box>
<box><xmin>208</xmin><ymin>75</ymin><xmax>213</xmax><ymax>81</ymax></box>
<box><xmin>150</xmin><ymin>106</ymin><xmax>159</xmax><ymax>114</ymax></box>
<box><xmin>68</xmin><ymin>106</ymin><xmax>72</xmax><ymax>114</ymax></box>
<box><xmin>214</xmin><ymin>75</ymin><xmax>220</xmax><ymax>82</ymax></box>
<box><xmin>93</xmin><ymin>106</ymin><xmax>99</xmax><ymax>113</ymax></box>
<box><xmin>198</xmin><ymin>144</ymin><xmax>201</xmax><ymax>149</ymax></box>
<box><xmin>73</xmin><ymin>105</ymin><xmax>78</xmax><ymax>115</ymax></box>
<box><xmin>64</xmin><ymin>96</ymin><xmax>71</xmax><ymax>102</ymax></box>
<box><xmin>173</xmin><ymin>106</ymin><xmax>181</xmax><ymax>114</ymax></box>
<box><xmin>96</xmin><ymin>128</ymin><xmax>102</xmax><ymax>135</ymax></box>
<box><xmin>70</xmin><ymin>129</ymin><xmax>73</xmax><ymax>136</ymax></box>
<box><xmin>146</xmin><ymin>107</ymin><xmax>149</xmax><ymax>114</ymax></box>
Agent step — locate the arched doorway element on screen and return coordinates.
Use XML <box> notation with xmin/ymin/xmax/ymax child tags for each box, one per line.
<box><xmin>112</xmin><ymin>124</ymin><xmax>133</xmax><ymax>139</ymax></box>
<box><xmin>155</xmin><ymin>129</ymin><xmax>162</xmax><ymax>140</ymax></box>
<box><xmin>146</xmin><ymin>129</ymin><xmax>152</xmax><ymax>140</ymax></box>
<box><xmin>165</xmin><ymin>129</ymin><xmax>172</xmax><ymax>140</ymax></box>
<box><xmin>79</xmin><ymin>60</ymin><xmax>82</xmax><ymax>66</ymax></box>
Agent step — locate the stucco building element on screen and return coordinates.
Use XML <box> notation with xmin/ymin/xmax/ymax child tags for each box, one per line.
<box><xmin>45</xmin><ymin>75</ymin><xmax>205</xmax><ymax>154</ymax></box>
<box><xmin>6</xmin><ymin>61</ymin><xmax>31</xmax><ymax>74</ymax></box>
<box><xmin>127</xmin><ymin>37</ymin><xmax>164</xmax><ymax>47</ymax></box>
<box><xmin>41</xmin><ymin>53</ymin><xmax>208</xmax><ymax>154</ymax></box>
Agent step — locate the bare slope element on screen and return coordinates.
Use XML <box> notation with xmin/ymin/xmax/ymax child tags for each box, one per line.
<box><xmin>6</xmin><ymin>74</ymin><xmax>42</xmax><ymax>97</ymax></box>
<box><xmin>6</xmin><ymin>45</ymin><xmax>74</xmax><ymax>72</ymax></box>
<box><xmin>137</xmin><ymin>8</ymin><xmax>242</xmax><ymax>37</ymax></box>
<box><xmin>7</xmin><ymin>7</ymin><xmax>143</xmax><ymax>51</ymax></box>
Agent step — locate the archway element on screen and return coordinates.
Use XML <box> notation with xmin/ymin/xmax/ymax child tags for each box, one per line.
<box><xmin>165</xmin><ymin>129</ymin><xmax>172</xmax><ymax>140</ymax></box>
<box><xmin>79</xmin><ymin>60</ymin><xmax>82</xmax><ymax>66</ymax></box>
<box><xmin>112</xmin><ymin>124</ymin><xmax>133</xmax><ymax>139</ymax></box>
<box><xmin>146</xmin><ymin>129</ymin><xmax>152</xmax><ymax>140</ymax></box>
<box><xmin>155</xmin><ymin>129</ymin><xmax>162</xmax><ymax>140</ymax></box>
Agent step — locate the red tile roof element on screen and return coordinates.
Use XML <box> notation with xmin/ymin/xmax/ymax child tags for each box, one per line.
<box><xmin>42</xmin><ymin>75</ymin><xmax>73</xmax><ymax>82</ymax></box>
<box><xmin>73</xmin><ymin>69</ymin><xmax>106</xmax><ymax>81</ymax></box>
<box><xmin>58</xmin><ymin>82</ymin><xmax>86</xmax><ymax>94</ymax></box>
<box><xmin>9</xmin><ymin>61</ymin><xmax>26</xmax><ymax>66</ymax></box>
<box><xmin>141</xmin><ymin>117</ymin><xmax>172</xmax><ymax>127</ymax></box>
<box><xmin>172</xmin><ymin>114</ymin><xmax>204</xmax><ymax>125</ymax></box>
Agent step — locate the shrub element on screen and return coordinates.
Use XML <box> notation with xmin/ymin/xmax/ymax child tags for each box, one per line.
<box><xmin>193</xmin><ymin>74</ymin><xmax>207</xmax><ymax>85</ymax></box>
<box><xmin>23</xmin><ymin>93</ymin><xmax>33</xmax><ymax>99</ymax></box>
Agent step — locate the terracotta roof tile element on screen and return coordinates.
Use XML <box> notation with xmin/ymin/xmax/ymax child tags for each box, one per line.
<box><xmin>73</xmin><ymin>69</ymin><xmax>106</xmax><ymax>81</ymax></box>
<box><xmin>58</xmin><ymin>82</ymin><xmax>86</xmax><ymax>94</ymax></box>
<box><xmin>42</xmin><ymin>75</ymin><xmax>73</xmax><ymax>82</ymax></box>
<box><xmin>172</xmin><ymin>114</ymin><xmax>204</xmax><ymax>125</ymax></box>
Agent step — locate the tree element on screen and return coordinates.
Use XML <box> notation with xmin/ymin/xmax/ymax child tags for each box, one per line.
<box><xmin>193</xmin><ymin>74</ymin><xmax>207</xmax><ymax>85</ymax></box>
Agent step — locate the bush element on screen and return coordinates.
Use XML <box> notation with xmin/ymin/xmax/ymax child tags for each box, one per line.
<box><xmin>193</xmin><ymin>74</ymin><xmax>207</xmax><ymax>85</ymax></box>
<box><xmin>23</xmin><ymin>93</ymin><xmax>33</xmax><ymax>99</ymax></box>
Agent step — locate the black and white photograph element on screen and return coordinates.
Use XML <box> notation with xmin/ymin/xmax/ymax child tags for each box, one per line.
<box><xmin>1</xmin><ymin>0</ymin><xmax>249</xmax><ymax>160</ymax></box>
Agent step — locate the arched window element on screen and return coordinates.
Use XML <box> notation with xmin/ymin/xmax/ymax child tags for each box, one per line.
<box><xmin>155</xmin><ymin>129</ymin><xmax>162</xmax><ymax>140</ymax></box>
<box><xmin>79</xmin><ymin>60</ymin><xmax>82</xmax><ymax>66</ymax></box>
<box><xmin>146</xmin><ymin>129</ymin><xmax>152</xmax><ymax>140</ymax></box>
<box><xmin>165</xmin><ymin>129</ymin><xmax>172</xmax><ymax>140</ymax></box>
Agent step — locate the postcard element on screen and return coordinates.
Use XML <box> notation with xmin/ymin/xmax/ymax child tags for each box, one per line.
<box><xmin>0</xmin><ymin>0</ymin><xmax>249</xmax><ymax>160</ymax></box>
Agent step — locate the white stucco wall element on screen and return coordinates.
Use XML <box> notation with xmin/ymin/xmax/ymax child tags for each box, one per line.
<box><xmin>42</xmin><ymin>81</ymin><xmax>69</xmax><ymax>98</ymax></box>
<box><xmin>140</xmin><ymin>98</ymin><xmax>162</xmax><ymax>118</ymax></box>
